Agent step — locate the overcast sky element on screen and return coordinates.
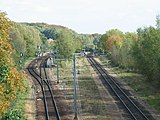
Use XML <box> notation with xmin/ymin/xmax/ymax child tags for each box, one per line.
<box><xmin>0</xmin><ymin>0</ymin><xmax>160</xmax><ymax>34</ymax></box>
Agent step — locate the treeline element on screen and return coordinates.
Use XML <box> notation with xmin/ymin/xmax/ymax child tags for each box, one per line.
<box><xmin>78</xmin><ymin>33</ymin><xmax>101</xmax><ymax>51</ymax></box>
<box><xmin>54</xmin><ymin>30</ymin><xmax>100</xmax><ymax>58</ymax></box>
<box><xmin>0</xmin><ymin>12</ymin><xmax>27</xmax><ymax>119</ymax></box>
<box><xmin>98</xmin><ymin>16</ymin><xmax>160</xmax><ymax>87</ymax></box>
<box><xmin>24</xmin><ymin>22</ymin><xmax>100</xmax><ymax>58</ymax></box>
<box><xmin>10</xmin><ymin>23</ymin><xmax>47</xmax><ymax>68</ymax></box>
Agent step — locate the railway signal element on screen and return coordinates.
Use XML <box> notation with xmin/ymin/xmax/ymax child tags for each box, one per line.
<box><xmin>20</xmin><ymin>52</ymin><xmax>23</xmax><ymax>57</ymax></box>
<box><xmin>20</xmin><ymin>51</ymin><xmax>24</xmax><ymax>69</ymax></box>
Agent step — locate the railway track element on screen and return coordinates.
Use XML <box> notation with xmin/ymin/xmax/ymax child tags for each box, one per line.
<box><xmin>28</xmin><ymin>55</ymin><xmax>60</xmax><ymax>120</ymax></box>
<box><xmin>87</xmin><ymin>56</ymin><xmax>154</xmax><ymax>120</ymax></box>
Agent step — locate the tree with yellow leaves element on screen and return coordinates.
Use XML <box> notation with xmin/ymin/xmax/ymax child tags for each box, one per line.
<box><xmin>0</xmin><ymin>11</ymin><xmax>27</xmax><ymax>118</ymax></box>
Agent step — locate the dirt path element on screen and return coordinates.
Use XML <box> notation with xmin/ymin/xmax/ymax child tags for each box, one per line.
<box><xmin>87</xmin><ymin>61</ymin><xmax>125</xmax><ymax>120</ymax></box>
<box><xmin>75</xmin><ymin>57</ymin><xmax>126</xmax><ymax>120</ymax></box>
<box><xmin>24</xmin><ymin>70</ymin><xmax>36</xmax><ymax>120</ymax></box>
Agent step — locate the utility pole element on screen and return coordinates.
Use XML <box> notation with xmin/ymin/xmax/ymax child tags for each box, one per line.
<box><xmin>56</xmin><ymin>48</ymin><xmax>59</xmax><ymax>83</ymax></box>
<box><xmin>73</xmin><ymin>54</ymin><xmax>78</xmax><ymax>120</ymax></box>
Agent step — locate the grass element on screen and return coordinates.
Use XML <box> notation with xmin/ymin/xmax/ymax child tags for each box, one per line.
<box><xmin>120</xmin><ymin>73</ymin><xmax>160</xmax><ymax>112</ymax></box>
<box><xmin>77</xmin><ymin>58</ymin><xmax>109</xmax><ymax>117</ymax></box>
<box><xmin>146</xmin><ymin>96</ymin><xmax>160</xmax><ymax>111</ymax></box>
<box><xmin>54</xmin><ymin>60</ymin><xmax>74</xmax><ymax>83</ymax></box>
<box><xmin>65</xmin><ymin>80</ymin><xmax>73</xmax><ymax>87</ymax></box>
<box><xmin>98</xmin><ymin>56</ymin><xmax>160</xmax><ymax>112</ymax></box>
<box><xmin>56</xmin><ymin>57</ymin><xmax>110</xmax><ymax>119</ymax></box>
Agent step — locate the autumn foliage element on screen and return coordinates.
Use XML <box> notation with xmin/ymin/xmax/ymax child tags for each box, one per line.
<box><xmin>0</xmin><ymin>11</ymin><xmax>27</xmax><ymax>115</ymax></box>
<box><xmin>106</xmin><ymin>35</ymin><xmax>123</xmax><ymax>51</ymax></box>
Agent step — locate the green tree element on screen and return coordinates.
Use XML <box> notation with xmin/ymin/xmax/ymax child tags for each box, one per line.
<box><xmin>10</xmin><ymin>23</ymin><xmax>42</xmax><ymax>64</ymax></box>
<box><xmin>56</xmin><ymin>29</ymin><xmax>76</xmax><ymax>58</ymax></box>
<box><xmin>156</xmin><ymin>15</ymin><xmax>160</xmax><ymax>30</ymax></box>
<box><xmin>132</xmin><ymin>27</ymin><xmax>160</xmax><ymax>85</ymax></box>
<box><xmin>42</xmin><ymin>28</ymin><xmax>57</xmax><ymax>39</ymax></box>
<box><xmin>97</xmin><ymin>33</ymin><xmax>108</xmax><ymax>51</ymax></box>
<box><xmin>120</xmin><ymin>32</ymin><xmax>137</xmax><ymax>68</ymax></box>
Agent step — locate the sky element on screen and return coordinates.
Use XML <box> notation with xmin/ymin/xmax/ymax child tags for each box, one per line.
<box><xmin>0</xmin><ymin>0</ymin><xmax>160</xmax><ymax>34</ymax></box>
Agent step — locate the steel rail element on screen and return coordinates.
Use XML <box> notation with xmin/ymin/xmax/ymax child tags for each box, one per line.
<box><xmin>28</xmin><ymin>59</ymin><xmax>49</xmax><ymax>120</ymax></box>
<box><xmin>28</xmin><ymin>56</ymin><xmax>60</xmax><ymax>120</ymax></box>
<box><xmin>92</xmin><ymin>58</ymin><xmax>149</xmax><ymax>120</ymax></box>
<box><xmin>88</xmin><ymin>56</ymin><xmax>149</xmax><ymax>120</ymax></box>
<box><xmin>43</xmin><ymin>58</ymin><xmax>61</xmax><ymax>120</ymax></box>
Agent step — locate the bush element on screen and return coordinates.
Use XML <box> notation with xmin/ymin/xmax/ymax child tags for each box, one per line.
<box><xmin>2</xmin><ymin>109</ymin><xmax>26</xmax><ymax>120</ymax></box>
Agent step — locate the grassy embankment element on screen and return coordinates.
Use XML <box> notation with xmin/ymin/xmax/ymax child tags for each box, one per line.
<box><xmin>98</xmin><ymin>56</ymin><xmax>160</xmax><ymax>112</ymax></box>
<box><xmin>3</xmin><ymin>58</ymin><xmax>35</xmax><ymax>119</ymax></box>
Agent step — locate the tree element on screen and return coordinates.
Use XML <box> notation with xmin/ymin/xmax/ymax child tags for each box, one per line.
<box><xmin>156</xmin><ymin>15</ymin><xmax>160</xmax><ymax>30</ymax></box>
<box><xmin>98</xmin><ymin>29</ymin><xmax>124</xmax><ymax>51</ymax></box>
<box><xmin>121</xmin><ymin>32</ymin><xmax>137</xmax><ymax>68</ymax></box>
<box><xmin>97</xmin><ymin>33</ymin><xmax>108</xmax><ymax>51</ymax></box>
<box><xmin>42</xmin><ymin>28</ymin><xmax>57</xmax><ymax>39</ymax></box>
<box><xmin>0</xmin><ymin>12</ymin><xmax>12</xmax><ymax>65</ymax></box>
<box><xmin>98</xmin><ymin>29</ymin><xmax>124</xmax><ymax>66</ymax></box>
<box><xmin>0</xmin><ymin>11</ymin><xmax>27</xmax><ymax>116</ymax></box>
<box><xmin>132</xmin><ymin>27</ymin><xmax>160</xmax><ymax>85</ymax></box>
<box><xmin>10</xmin><ymin>23</ymin><xmax>42</xmax><ymax>66</ymax></box>
<box><xmin>56</xmin><ymin>29</ymin><xmax>76</xmax><ymax>58</ymax></box>
<box><xmin>106</xmin><ymin>35</ymin><xmax>123</xmax><ymax>65</ymax></box>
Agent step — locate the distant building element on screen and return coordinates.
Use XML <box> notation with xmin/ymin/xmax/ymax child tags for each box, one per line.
<box><xmin>48</xmin><ymin>38</ymin><xmax>54</xmax><ymax>43</ymax></box>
